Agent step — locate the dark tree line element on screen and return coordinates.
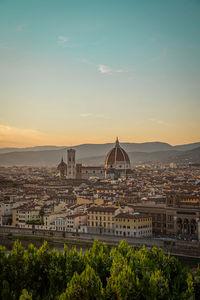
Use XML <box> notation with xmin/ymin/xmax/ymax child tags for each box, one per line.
<box><xmin>0</xmin><ymin>239</ymin><xmax>200</xmax><ymax>299</ymax></box>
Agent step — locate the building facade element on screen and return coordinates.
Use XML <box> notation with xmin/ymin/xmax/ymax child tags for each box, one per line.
<box><xmin>115</xmin><ymin>212</ymin><xmax>152</xmax><ymax>237</ymax></box>
<box><xmin>132</xmin><ymin>196</ymin><xmax>200</xmax><ymax>239</ymax></box>
<box><xmin>87</xmin><ymin>206</ymin><xmax>120</xmax><ymax>234</ymax></box>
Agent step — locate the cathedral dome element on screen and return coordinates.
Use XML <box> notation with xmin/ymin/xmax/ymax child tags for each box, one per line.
<box><xmin>105</xmin><ymin>138</ymin><xmax>130</xmax><ymax>169</ymax></box>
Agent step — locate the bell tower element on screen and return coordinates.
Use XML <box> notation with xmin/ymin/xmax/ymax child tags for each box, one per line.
<box><xmin>67</xmin><ymin>149</ymin><xmax>76</xmax><ymax>179</ymax></box>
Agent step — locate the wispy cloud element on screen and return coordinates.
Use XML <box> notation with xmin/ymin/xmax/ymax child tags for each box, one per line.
<box><xmin>58</xmin><ymin>36</ymin><xmax>69</xmax><ymax>47</ymax></box>
<box><xmin>98</xmin><ymin>64</ymin><xmax>126</xmax><ymax>74</ymax></box>
<box><xmin>148</xmin><ymin>118</ymin><xmax>171</xmax><ymax>126</ymax></box>
<box><xmin>0</xmin><ymin>124</ymin><xmax>48</xmax><ymax>147</ymax></box>
<box><xmin>79</xmin><ymin>59</ymin><xmax>127</xmax><ymax>75</ymax></box>
<box><xmin>80</xmin><ymin>113</ymin><xmax>92</xmax><ymax>117</ymax></box>
<box><xmin>98</xmin><ymin>65</ymin><xmax>112</xmax><ymax>74</ymax></box>
<box><xmin>16</xmin><ymin>24</ymin><xmax>25</xmax><ymax>32</ymax></box>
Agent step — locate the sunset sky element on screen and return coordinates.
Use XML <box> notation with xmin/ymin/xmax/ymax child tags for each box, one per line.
<box><xmin>0</xmin><ymin>0</ymin><xmax>200</xmax><ymax>147</ymax></box>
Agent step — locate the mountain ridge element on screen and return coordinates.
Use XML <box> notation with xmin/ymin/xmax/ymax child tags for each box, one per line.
<box><xmin>0</xmin><ymin>144</ymin><xmax>199</xmax><ymax>166</ymax></box>
<box><xmin>0</xmin><ymin>141</ymin><xmax>199</xmax><ymax>155</ymax></box>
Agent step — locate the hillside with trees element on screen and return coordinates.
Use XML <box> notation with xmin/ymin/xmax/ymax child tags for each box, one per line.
<box><xmin>0</xmin><ymin>239</ymin><xmax>200</xmax><ymax>299</ymax></box>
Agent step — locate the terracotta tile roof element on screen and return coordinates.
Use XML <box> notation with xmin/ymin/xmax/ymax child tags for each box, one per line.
<box><xmin>115</xmin><ymin>212</ymin><xmax>150</xmax><ymax>219</ymax></box>
<box><xmin>88</xmin><ymin>206</ymin><xmax>118</xmax><ymax>212</ymax></box>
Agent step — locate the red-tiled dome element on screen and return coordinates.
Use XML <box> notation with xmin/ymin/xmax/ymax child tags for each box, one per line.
<box><xmin>105</xmin><ymin>138</ymin><xmax>130</xmax><ymax>168</ymax></box>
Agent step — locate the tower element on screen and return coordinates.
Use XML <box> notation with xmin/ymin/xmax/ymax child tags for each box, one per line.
<box><xmin>67</xmin><ymin>149</ymin><xmax>76</xmax><ymax>179</ymax></box>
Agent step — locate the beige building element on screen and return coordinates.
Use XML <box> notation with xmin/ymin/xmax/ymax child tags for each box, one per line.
<box><xmin>115</xmin><ymin>212</ymin><xmax>152</xmax><ymax>237</ymax></box>
<box><xmin>12</xmin><ymin>205</ymin><xmax>41</xmax><ymax>227</ymax></box>
<box><xmin>55</xmin><ymin>213</ymin><xmax>87</xmax><ymax>232</ymax></box>
<box><xmin>87</xmin><ymin>206</ymin><xmax>121</xmax><ymax>234</ymax></box>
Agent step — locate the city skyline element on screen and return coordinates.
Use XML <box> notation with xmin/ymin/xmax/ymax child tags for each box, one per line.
<box><xmin>0</xmin><ymin>0</ymin><xmax>200</xmax><ymax>147</ymax></box>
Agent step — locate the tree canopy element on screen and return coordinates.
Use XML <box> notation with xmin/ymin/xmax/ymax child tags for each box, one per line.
<box><xmin>0</xmin><ymin>239</ymin><xmax>199</xmax><ymax>299</ymax></box>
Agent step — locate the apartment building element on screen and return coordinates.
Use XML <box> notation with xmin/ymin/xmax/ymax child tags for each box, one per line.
<box><xmin>115</xmin><ymin>212</ymin><xmax>152</xmax><ymax>237</ymax></box>
<box><xmin>55</xmin><ymin>213</ymin><xmax>87</xmax><ymax>232</ymax></box>
<box><xmin>12</xmin><ymin>205</ymin><xmax>42</xmax><ymax>227</ymax></box>
<box><xmin>87</xmin><ymin>206</ymin><xmax>120</xmax><ymax>234</ymax></box>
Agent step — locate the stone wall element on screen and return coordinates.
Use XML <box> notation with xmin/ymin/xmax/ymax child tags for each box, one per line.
<box><xmin>0</xmin><ymin>226</ymin><xmax>200</xmax><ymax>257</ymax></box>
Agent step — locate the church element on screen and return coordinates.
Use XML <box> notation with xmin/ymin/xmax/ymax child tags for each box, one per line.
<box><xmin>57</xmin><ymin>138</ymin><xmax>132</xmax><ymax>180</ymax></box>
<box><xmin>104</xmin><ymin>137</ymin><xmax>132</xmax><ymax>179</ymax></box>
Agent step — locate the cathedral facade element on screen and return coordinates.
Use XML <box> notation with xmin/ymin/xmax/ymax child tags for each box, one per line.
<box><xmin>57</xmin><ymin>138</ymin><xmax>132</xmax><ymax>180</ymax></box>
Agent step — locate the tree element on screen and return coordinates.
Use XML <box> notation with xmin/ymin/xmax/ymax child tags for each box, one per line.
<box><xmin>19</xmin><ymin>289</ymin><xmax>32</xmax><ymax>300</ymax></box>
<box><xmin>60</xmin><ymin>265</ymin><xmax>104</xmax><ymax>300</ymax></box>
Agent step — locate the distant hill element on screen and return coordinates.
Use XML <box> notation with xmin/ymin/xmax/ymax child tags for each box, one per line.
<box><xmin>0</xmin><ymin>141</ymin><xmax>199</xmax><ymax>155</ymax></box>
<box><xmin>173</xmin><ymin>142</ymin><xmax>200</xmax><ymax>151</ymax></box>
<box><xmin>77</xmin><ymin>148</ymin><xmax>200</xmax><ymax>166</ymax></box>
<box><xmin>0</xmin><ymin>146</ymin><xmax>65</xmax><ymax>154</ymax></box>
<box><xmin>0</xmin><ymin>144</ymin><xmax>199</xmax><ymax>166</ymax></box>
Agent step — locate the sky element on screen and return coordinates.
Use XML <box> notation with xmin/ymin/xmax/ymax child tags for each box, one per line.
<box><xmin>0</xmin><ymin>0</ymin><xmax>200</xmax><ymax>147</ymax></box>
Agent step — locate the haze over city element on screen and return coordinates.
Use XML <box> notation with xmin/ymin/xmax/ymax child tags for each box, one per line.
<box><xmin>0</xmin><ymin>0</ymin><xmax>200</xmax><ymax>147</ymax></box>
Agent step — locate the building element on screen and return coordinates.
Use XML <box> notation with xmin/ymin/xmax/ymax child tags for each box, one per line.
<box><xmin>57</xmin><ymin>157</ymin><xmax>67</xmax><ymax>178</ymax></box>
<box><xmin>87</xmin><ymin>206</ymin><xmax>120</xmax><ymax>234</ymax></box>
<box><xmin>81</xmin><ymin>166</ymin><xmax>104</xmax><ymax>180</ymax></box>
<box><xmin>57</xmin><ymin>137</ymin><xmax>133</xmax><ymax>180</ymax></box>
<box><xmin>105</xmin><ymin>138</ymin><xmax>132</xmax><ymax>179</ymax></box>
<box><xmin>132</xmin><ymin>195</ymin><xmax>200</xmax><ymax>239</ymax></box>
<box><xmin>0</xmin><ymin>201</ymin><xmax>13</xmax><ymax>216</ymax></box>
<box><xmin>57</xmin><ymin>149</ymin><xmax>104</xmax><ymax>180</ymax></box>
<box><xmin>132</xmin><ymin>202</ymin><xmax>166</xmax><ymax>235</ymax></box>
<box><xmin>67</xmin><ymin>149</ymin><xmax>76</xmax><ymax>179</ymax></box>
<box><xmin>114</xmin><ymin>212</ymin><xmax>152</xmax><ymax>237</ymax></box>
<box><xmin>54</xmin><ymin>213</ymin><xmax>87</xmax><ymax>232</ymax></box>
<box><xmin>12</xmin><ymin>205</ymin><xmax>42</xmax><ymax>227</ymax></box>
<box><xmin>166</xmin><ymin>195</ymin><xmax>200</xmax><ymax>239</ymax></box>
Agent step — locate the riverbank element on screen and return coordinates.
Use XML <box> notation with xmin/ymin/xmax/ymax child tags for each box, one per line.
<box><xmin>0</xmin><ymin>233</ymin><xmax>93</xmax><ymax>251</ymax></box>
<box><xmin>1</xmin><ymin>233</ymin><xmax>200</xmax><ymax>269</ymax></box>
<box><xmin>1</xmin><ymin>226</ymin><xmax>200</xmax><ymax>264</ymax></box>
